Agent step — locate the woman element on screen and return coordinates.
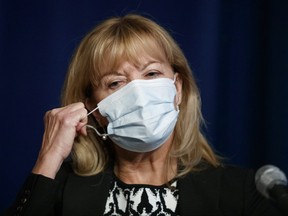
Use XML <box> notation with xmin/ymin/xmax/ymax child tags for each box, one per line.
<box><xmin>6</xmin><ymin>14</ymin><xmax>282</xmax><ymax>216</ymax></box>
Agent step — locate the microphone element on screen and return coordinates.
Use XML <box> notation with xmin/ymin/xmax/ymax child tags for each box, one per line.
<box><xmin>255</xmin><ymin>165</ymin><xmax>288</xmax><ymax>215</ymax></box>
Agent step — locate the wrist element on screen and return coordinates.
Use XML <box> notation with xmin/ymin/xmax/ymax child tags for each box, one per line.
<box><xmin>32</xmin><ymin>153</ymin><xmax>64</xmax><ymax>179</ymax></box>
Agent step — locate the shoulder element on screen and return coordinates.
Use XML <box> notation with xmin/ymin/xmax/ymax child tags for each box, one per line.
<box><xmin>184</xmin><ymin>162</ymin><xmax>254</xmax><ymax>184</ymax></box>
<box><xmin>185</xmin><ymin>163</ymin><xmax>256</xmax><ymax>197</ymax></box>
<box><xmin>179</xmin><ymin>162</ymin><xmax>254</xmax><ymax>195</ymax></box>
<box><xmin>213</xmin><ymin>164</ymin><xmax>254</xmax><ymax>185</ymax></box>
<box><xmin>54</xmin><ymin>160</ymin><xmax>113</xmax><ymax>187</ymax></box>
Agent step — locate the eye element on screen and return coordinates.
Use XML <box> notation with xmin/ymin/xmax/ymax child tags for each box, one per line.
<box><xmin>107</xmin><ymin>80</ymin><xmax>124</xmax><ymax>89</ymax></box>
<box><xmin>145</xmin><ymin>71</ymin><xmax>161</xmax><ymax>79</ymax></box>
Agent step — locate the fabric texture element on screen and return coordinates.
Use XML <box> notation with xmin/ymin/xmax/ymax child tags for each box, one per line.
<box><xmin>4</xmin><ymin>161</ymin><xmax>284</xmax><ymax>216</ymax></box>
<box><xmin>103</xmin><ymin>175</ymin><xmax>179</xmax><ymax>215</ymax></box>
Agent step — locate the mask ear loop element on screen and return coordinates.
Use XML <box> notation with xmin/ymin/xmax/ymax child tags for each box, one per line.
<box><xmin>173</xmin><ymin>74</ymin><xmax>177</xmax><ymax>83</ymax></box>
<box><xmin>173</xmin><ymin>74</ymin><xmax>180</xmax><ymax>112</ymax></box>
<box><xmin>85</xmin><ymin>106</ymin><xmax>108</xmax><ymax>140</ymax></box>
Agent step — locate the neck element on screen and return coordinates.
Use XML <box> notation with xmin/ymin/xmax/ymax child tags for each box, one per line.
<box><xmin>113</xmin><ymin>136</ymin><xmax>177</xmax><ymax>185</ymax></box>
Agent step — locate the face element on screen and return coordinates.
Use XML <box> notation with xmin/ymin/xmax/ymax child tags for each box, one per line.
<box><xmin>89</xmin><ymin>55</ymin><xmax>182</xmax><ymax>125</ymax></box>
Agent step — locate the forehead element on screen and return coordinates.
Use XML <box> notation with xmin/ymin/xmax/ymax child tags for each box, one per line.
<box><xmin>108</xmin><ymin>42</ymin><xmax>165</xmax><ymax>70</ymax></box>
<box><xmin>91</xmin><ymin>38</ymin><xmax>168</xmax><ymax>85</ymax></box>
<box><xmin>106</xmin><ymin>53</ymin><xmax>166</xmax><ymax>72</ymax></box>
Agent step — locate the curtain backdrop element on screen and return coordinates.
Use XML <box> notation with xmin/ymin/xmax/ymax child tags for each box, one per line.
<box><xmin>1</xmin><ymin>0</ymin><xmax>287</xmax><ymax>211</ymax></box>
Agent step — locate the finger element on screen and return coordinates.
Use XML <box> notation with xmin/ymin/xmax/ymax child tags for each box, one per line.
<box><xmin>55</xmin><ymin>102</ymin><xmax>85</xmax><ymax>119</ymax></box>
<box><xmin>76</xmin><ymin>111</ymin><xmax>89</xmax><ymax>134</ymax></box>
<box><xmin>52</xmin><ymin>103</ymin><xmax>87</xmax><ymax>127</ymax></box>
<box><xmin>78</xmin><ymin>123</ymin><xmax>87</xmax><ymax>136</ymax></box>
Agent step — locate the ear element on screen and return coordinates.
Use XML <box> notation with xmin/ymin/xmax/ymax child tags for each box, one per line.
<box><xmin>174</xmin><ymin>73</ymin><xmax>183</xmax><ymax>106</ymax></box>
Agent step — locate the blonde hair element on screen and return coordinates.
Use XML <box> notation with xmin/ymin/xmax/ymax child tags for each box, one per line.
<box><xmin>62</xmin><ymin>14</ymin><xmax>220</xmax><ymax>177</ymax></box>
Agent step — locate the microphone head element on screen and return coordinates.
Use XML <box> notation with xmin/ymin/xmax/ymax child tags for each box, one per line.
<box><xmin>255</xmin><ymin>165</ymin><xmax>287</xmax><ymax>198</ymax></box>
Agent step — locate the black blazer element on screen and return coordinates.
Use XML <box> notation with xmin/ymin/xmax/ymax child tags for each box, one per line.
<box><xmin>5</xmin><ymin>162</ymin><xmax>283</xmax><ymax>216</ymax></box>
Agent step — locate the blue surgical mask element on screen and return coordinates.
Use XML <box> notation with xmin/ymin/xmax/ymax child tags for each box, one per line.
<box><xmin>87</xmin><ymin>76</ymin><xmax>179</xmax><ymax>153</ymax></box>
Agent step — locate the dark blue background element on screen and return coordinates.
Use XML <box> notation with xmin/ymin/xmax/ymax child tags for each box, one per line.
<box><xmin>1</xmin><ymin>0</ymin><xmax>288</xmax><ymax>212</ymax></box>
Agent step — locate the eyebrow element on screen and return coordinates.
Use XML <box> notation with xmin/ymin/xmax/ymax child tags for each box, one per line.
<box><xmin>98</xmin><ymin>60</ymin><xmax>161</xmax><ymax>81</ymax></box>
<box><xmin>99</xmin><ymin>71</ymin><xmax>124</xmax><ymax>81</ymax></box>
<box><xmin>140</xmin><ymin>60</ymin><xmax>161</xmax><ymax>71</ymax></box>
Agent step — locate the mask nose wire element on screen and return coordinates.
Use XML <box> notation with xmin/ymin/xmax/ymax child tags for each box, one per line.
<box><xmin>83</xmin><ymin>106</ymin><xmax>108</xmax><ymax>140</ymax></box>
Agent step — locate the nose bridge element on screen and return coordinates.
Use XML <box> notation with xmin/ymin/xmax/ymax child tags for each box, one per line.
<box><xmin>124</xmin><ymin>67</ymin><xmax>143</xmax><ymax>82</ymax></box>
<box><xmin>120</xmin><ymin>61</ymin><xmax>142</xmax><ymax>81</ymax></box>
<box><xmin>128</xmin><ymin>72</ymin><xmax>142</xmax><ymax>81</ymax></box>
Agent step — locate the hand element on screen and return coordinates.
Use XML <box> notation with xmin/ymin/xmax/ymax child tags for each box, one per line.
<box><xmin>32</xmin><ymin>102</ymin><xmax>88</xmax><ymax>179</ymax></box>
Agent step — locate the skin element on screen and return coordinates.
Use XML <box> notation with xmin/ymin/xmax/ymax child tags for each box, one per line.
<box><xmin>32</xmin><ymin>102</ymin><xmax>88</xmax><ymax>179</ymax></box>
<box><xmin>32</xmin><ymin>55</ymin><xmax>182</xmax><ymax>186</ymax></box>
